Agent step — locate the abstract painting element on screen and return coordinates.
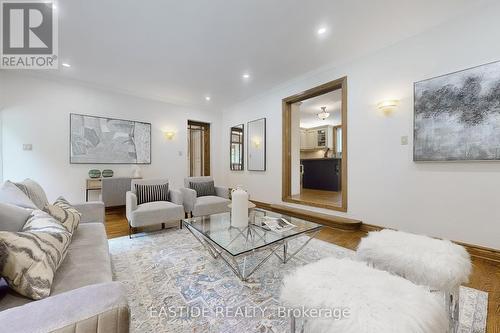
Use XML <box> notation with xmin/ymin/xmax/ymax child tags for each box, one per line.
<box><xmin>70</xmin><ymin>114</ymin><xmax>151</xmax><ymax>164</ymax></box>
<box><xmin>414</xmin><ymin>61</ymin><xmax>500</xmax><ymax>161</ymax></box>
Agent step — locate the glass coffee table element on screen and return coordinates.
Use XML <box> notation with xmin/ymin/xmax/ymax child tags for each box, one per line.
<box><xmin>182</xmin><ymin>209</ymin><xmax>323</xmax><ymax>281</ymax></box>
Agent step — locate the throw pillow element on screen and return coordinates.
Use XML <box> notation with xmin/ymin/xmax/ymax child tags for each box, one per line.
<box><xmin>0</xmin><ymin>181</ymin><xmax>37</xmax><ymax>210</ymax></box>
<box><xmin>135</xmin><ymin>183</ymin><xmax>169</xmax><ymax>205</ymax></box>
<box><xmin>189</xmin><ymin>180</ymin><xmax>216</xmax><ymax>197</ymax></box>
<box><xmin>43</xmin><ymin>197</ymin><xmax>82</xmax><ymax>233</ymax></box>
<box><xmin>0</xmin><ymin>203</ymin><xmax>32</xmax><ymax>232</ymax></box>
<box><xmin>14</xmin><ymin>179</ymin><xmax>49</xmax><ymax>210</ymax></box>
<box><xmin>0</xmin><ymin>210</ymin><xmax>72</xmax><ymax>300</ymax></box>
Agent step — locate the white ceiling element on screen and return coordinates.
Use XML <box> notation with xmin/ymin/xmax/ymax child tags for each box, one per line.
<box><xmin>298</xmin><ymin>90</ymin><xmax>341</xmax><ymax>128</ymax></box>
<box><xmin>15</xmin><ymin>0</ymin><xmax>493</xmax><ymax>111</ymax></box>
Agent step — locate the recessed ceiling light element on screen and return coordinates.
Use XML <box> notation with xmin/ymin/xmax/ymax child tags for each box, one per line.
<box><xmin>317</xmin><ymin>27</ymin><xmax>327</xmax><ymax>35</ymax></box>
<box><xmin>61</xmin><ymin>63</ymin><xmax>71</xmax><ymax>68</ymax></box>
<box><xmin>205</xmin><ymin>96</ymin><xmax>211</xmax><ymax>101</ymax></box>
<box><xmin>242</xmin><ymin>73</ymin><xmax>250</xmax><ymax>79</ymax></box>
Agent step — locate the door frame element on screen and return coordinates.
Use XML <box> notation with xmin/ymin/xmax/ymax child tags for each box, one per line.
<box><xmin>282</xmin><ymin>76</ymin><xmax>348</xmax><ymax>212</ymax></box>
<box><xmin>188</xmin><ymin>120</ymin><xmax>211</xmax><ymax>176</ymax></box>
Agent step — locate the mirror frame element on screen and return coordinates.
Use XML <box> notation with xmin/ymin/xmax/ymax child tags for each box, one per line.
<box><xmin>247</xmin><ymin>118</ymin><xmax>266</xmax><ymax>171</ymax></box>
<box><xmin>230</xmin><ymin>124</ymin><xmax>245</xmax><ymax>171</ymax></box>
<box><xmin>282</xmin><ymin>77</ymin><xmax>348</xmax><ymax>212</ymax></box>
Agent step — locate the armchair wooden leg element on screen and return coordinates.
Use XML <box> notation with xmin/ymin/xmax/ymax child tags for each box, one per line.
<box><xmin>179</xmin><ymin>220</ymin><xmax>183</xmax><ymax>229</ymax></box>
<box><xmin>161</xmin><ymin>223</ymin><xmax>165</xmax><ymax>229</ymax></box>
<box><xmin>128</xmin><ymin>223</ymin><xmax>132</xmax><ymax>239</ymax></box>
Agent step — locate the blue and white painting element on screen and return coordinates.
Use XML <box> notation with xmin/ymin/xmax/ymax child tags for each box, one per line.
<box><xmin>70</xmin><ymin>114</ymin><xmax>151</xmax><ymax>164</ymax></box>
<box><xmin>414</xmin><ymin>61</ymin><xmax>500</xmax><ymax>161</ymax></box>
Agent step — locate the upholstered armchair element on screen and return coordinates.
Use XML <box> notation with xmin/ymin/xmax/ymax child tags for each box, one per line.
<box><xmin>126</xmin><ymin>179</ymin><xmax>184</xmax><ymax>238</ymax></box>
<box><xmin>181</xmin><ymin>176</ymin><xmax>231</xmax><ymax>217</ymax></box>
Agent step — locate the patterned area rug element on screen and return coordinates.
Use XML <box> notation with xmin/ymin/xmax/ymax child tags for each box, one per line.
<box><xmin>109</xmin><ymin>228</ymin><xmax>488</xmax><ymax>333</ymax></box>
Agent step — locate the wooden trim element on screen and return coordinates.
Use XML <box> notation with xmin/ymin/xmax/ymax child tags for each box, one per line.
<box><xmin>251</xmin><ymin>200</ymin><xmax>361</xmax><ymax>231</ymax></box>
<box><xmin>282</xmin><ymin>76</ymin><xmax>348</xmax><ymax>212</ymax></box>
<box><xmin>188</xmin><ymin>120</ymin><xmax>210</xmax><ymax>176</ymax></box>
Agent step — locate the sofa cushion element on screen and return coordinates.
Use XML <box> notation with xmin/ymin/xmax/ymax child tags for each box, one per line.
<box><xmin>0</xmin><ymin>210</ymin><xmax>72</xmax><ymax>300</ymax></box>
<box><xmin>51</xmin><ymin>223</ymin><xmax>112</xmax><ymax>296</ymax></box>
<box><xmin>130</xmin><ymin>201</ymin><xmax>184</xmax><ymax>227</ymax></box>
<box><xmin>192</xmin><ymin>195</ymin><xmax>231</xmax><ymax>217</ymax></box>
<box><xmin>14</xmin><ymin>179</ymin><xmax>49</xmax><ymax>210</ymax></box>
<box><xmin>189</xmin><ymin>180</ymin><xmax>216</xmax><ymax>197</ymax></box>
<box><xmin>44</xmin><ymin>197</ymin><xmax>82</xmax><ymax>233</ymax></box>
<box><xmin>0</xmin><ymin>181</ymin><xmax>37</xmax><ymax>210</ymax></box>
<box><xmin>0</xmin><ymin>203</ymin><xmax>32</xmax><ymax>232</ymax></box>
<box><xmin>134</xmin><ymin>183</ymin><xmax>169</xmax><ymax>205</ymax></box>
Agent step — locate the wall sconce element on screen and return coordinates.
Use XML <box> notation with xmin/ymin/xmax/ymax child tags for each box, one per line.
<box><xmin>252</xmin><ymin>137</ymin><xmax>261</xmax><ymax>148</ymax></box>
<box><xmin>377</xmin><ymin>99</ymin><xmax>399</xmax><ymax>114</ymax></box>
<box><xmin>164</xmin><ymin>131</ymin><xmax>176</xmax><ymax>140</ymax></box>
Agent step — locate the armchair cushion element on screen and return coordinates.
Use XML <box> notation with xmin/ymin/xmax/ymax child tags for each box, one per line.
<box><xmin>134</xmin><ymin>183</ymin><xmax>169</xmax><ymax>205</ymax></box>
<box><xmin>189</xmin><ymin>180</ymin><xmax>216</xmax><ymax>197</ymax></box>
<box><xmin>192</xmin><ymin>196</ymin><xmax>231</xmax><ymax>217</ymax></box>
<box><xmin>130</xmin><ymin>201</ymin><xmax>184</xmax><ymax>227</ymax></box>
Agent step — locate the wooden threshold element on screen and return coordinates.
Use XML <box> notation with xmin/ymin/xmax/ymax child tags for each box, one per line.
<box><xmin>251</xmin><ymin>200</ymin><xmax>361</xmax><ymax>231</ymax></box>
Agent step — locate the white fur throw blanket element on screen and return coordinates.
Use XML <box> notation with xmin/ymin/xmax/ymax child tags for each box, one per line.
<box><xmin>356</xmin><ymin>229</ymin><xmax>471</xmax><ymax>292</ymax></box>
<box><xmin>281</xmin><ymin>257</ymin><xmax>448</xmax><ymax>333</ymax></box>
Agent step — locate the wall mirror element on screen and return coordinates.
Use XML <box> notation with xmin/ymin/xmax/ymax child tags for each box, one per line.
<box><xmin>247</xmin><ymin>118</ymin><xmax>266</xmax><ymax>171</ymax></box>
<box><xmin>282</xmin><ymin>77</ymin><xmax>347</xmax><ymax>212</ymax></box>
<box><xmin>230</xmin><ymin>124</ymin><xmax>244</xmax><ymax>170</ymax></box>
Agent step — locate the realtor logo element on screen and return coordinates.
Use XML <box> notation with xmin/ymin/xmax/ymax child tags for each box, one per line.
<box><xmin>1</xmin><ymin>0</ymin><xmax>58</xmax><ymax>69</ymax></box>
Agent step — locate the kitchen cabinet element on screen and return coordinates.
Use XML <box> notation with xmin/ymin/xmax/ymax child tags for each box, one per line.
<box><xmin>300</xmin><ymin>126</ymin><xmax>334</xmax><ymax>150</ymax></box>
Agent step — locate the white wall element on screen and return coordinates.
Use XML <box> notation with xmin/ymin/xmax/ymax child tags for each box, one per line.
<box><xmin>0</xmin><ymin>73</ymin><xmax>222</xmax><ymax>203</ymax></box>
<box><xmin>220</xmin><ymin>2</ymin><xmax>500</xmax><ymax>249</ymax></box>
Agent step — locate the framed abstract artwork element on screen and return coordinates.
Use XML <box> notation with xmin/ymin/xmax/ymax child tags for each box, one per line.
<box><xmin>70</xmin><ymin>113</ymin><xmax>151</xmax><ymax>164</ymax></box>
<box><xmin>414</xmin><ymin>61</ymin><xmax>500</xmax><ymax>161</ymax></box>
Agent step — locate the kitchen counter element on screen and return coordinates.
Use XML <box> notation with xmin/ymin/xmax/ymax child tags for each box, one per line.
<box><xmin>301</xmin><ymin>158</ymin><xmax>341</xmax><ymax>191</ymax></box>
<box><xmin>300</xmin><ymin>157</ymin><xmax>341</xmax><ymax>161</ymax></box>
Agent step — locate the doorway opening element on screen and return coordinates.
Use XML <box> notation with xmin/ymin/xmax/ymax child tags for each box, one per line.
<box><xmin>282</xmin><ymin>77</ymin><xmax>347</xmax><ymax>212</ymax></box>
<box><xmin>187</xmin><ymin>120</ymin><xmax>210</xmax><ymax>176</ymax></box>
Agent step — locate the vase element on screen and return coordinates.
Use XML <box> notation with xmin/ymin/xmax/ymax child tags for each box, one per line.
<box><xmin>102</xmin><ymin>169</ymin><xmax>114</xmax><ymax>178</ymax></box>
<box><xmin>88</xmin><ymin>169</ymin><xmax>101</xmax><ymax>179</ymax></box>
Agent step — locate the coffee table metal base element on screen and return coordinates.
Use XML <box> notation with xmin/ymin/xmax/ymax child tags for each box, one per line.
<box><xmin>184</xmin><ymin>222</ymin><xmax>321</xmax><ymax>281</ymax></box>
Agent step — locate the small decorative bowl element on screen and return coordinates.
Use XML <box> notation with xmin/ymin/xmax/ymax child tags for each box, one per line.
<box><xmin>88</xmin><ymin>169</ymin><xmax>101</xmax><ymax>179</ymax></box>
<box><xmin>102</xmin><ymin>169</ymin><xmax>114</xmax><ymax>178</ymax></box>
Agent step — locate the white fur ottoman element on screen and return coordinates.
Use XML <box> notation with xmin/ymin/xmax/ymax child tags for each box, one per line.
<box><xmin>280</xmin><ymin>257</ymin><xmax>448</xmax><ymax>333</ymax></box>
<box><xmin>356</xmin><ymin>229</ymin><xmax>472</xmax><ymax>332</ymax></box>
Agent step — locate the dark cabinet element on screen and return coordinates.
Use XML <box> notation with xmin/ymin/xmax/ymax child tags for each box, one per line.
<box><xmin>301</xmin><ymin>158</ymin><xmax>341</xmax><ymax>191</ymax></box>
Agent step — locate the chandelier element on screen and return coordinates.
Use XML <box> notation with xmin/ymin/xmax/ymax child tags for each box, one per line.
<box><xmin>317</xmin><ymin>106</ymin><xmax>330</xmax><ymax>120</ymax></box>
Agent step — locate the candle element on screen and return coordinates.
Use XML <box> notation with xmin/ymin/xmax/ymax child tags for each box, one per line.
<box><xmin>231</xmin><ymin>187</ymin><xmax>248</xmax><ymax>228</ymax></box>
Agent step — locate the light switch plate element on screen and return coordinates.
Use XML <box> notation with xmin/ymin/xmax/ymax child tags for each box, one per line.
<box><xmin>23</xmin><ymin>144</ymin><xmax>33</xmax><ymax>151</ymax></box>
<box><xmin>400</xmin><ymin>136</ymin><xmax>409</xmax><ymax>145</ymax></box>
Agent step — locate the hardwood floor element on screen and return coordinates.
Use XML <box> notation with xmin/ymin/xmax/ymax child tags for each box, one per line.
<box><xmin>290</xmin><ymin>188</ymin><xmax>342</xmax><ymax>206</ymax></box>
<box><xmin>105</xmin><ymin>207</ymin><xmax>500</xmax><ymax>332</ymax></box>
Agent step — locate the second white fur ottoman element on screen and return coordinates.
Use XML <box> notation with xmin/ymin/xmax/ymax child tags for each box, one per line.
<box><xmin>280</xmin><ymin>257</ymin><xmax>448</xmax><ymax>333</ymax></box>
<box><xmin>356</xmin><ymin>229</ymin><xmax>472</xmax><ymax>333</ymax></box>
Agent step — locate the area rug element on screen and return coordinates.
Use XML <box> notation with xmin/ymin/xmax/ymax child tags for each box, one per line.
<box><xmin>109</xmin><ymin>228</ymin><xmax>488</xmax><ymax>333</ymax></box>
